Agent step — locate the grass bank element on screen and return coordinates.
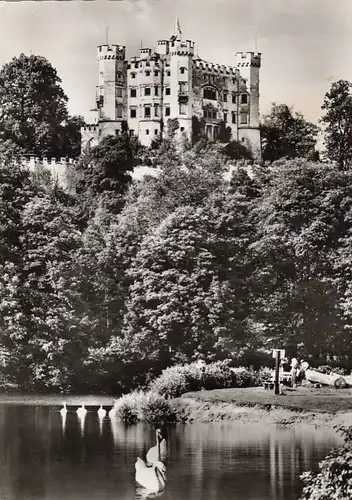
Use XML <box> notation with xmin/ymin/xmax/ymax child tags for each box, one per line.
<box><xmin>110</xmin><ymin>386</ymin><xmax>352</xmax><ymax>429</ymax></box>
<box><xmin>174</xmin><ymin>386</ymin><xmax>352</xmax><ymax>428</ymax></box>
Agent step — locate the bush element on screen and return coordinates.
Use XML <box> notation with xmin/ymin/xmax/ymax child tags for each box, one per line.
<box><xmin>112</xmin><ymin>390</ymin><xmax>145</xmax><ymax>423</ymax></box>
<box><xmin>299</xmin><ymin>426</ymin><xmax>352</xmax><ymax>500</ymax></box>
<box><xmin>149</xmin><ymin>361</ymin><xmax>260</xmax><ymax>398</ymax></box>
<box><xmin>112</xmin><ymin>390</ymin><xmax>176</xmax><ymax>424</ymax></box>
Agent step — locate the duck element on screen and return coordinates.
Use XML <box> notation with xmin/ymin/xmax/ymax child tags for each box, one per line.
<box><xmin>146</xmin><ymin>428</ymin><xmax>167</xmax><ymax>464</ymax></box>
<box><xmin>97</xmin><ymin>405</ymin><xmax>106</xmax><ymax>419</ymax></box>
<box><xmin>76</xmin><ymin>404</ymin><xmax>87</xmax><ymax>417</ymax></box>
<box><xmin>60</xmin><ymin>402</ymin><xmax>68</xmax><ymax>417</ymax></box>
<box><xmin>135</xmin><ymin>458</ymin><xmax>166</xmax><ymax>493</ymax></box>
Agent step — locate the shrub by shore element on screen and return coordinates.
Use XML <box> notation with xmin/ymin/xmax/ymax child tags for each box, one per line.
<box><xmin>110</xmin><ymin>362</ymin><xmax>352</xmax><ymax>428</ymax></box>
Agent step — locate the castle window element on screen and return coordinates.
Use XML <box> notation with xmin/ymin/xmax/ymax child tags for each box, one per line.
<box><xmin>130</xmin><ymin>72</ymin><xmax>136</xmax><ymax>79</ymax></box>
<box><xmin>146</xmin><ymin>129</ymin><xmax>150</xmax><ymax>135</ymax></box>
<box><xmin>146</xmin><ymin>61</ymin><xmax>150</xmax><ymax>67</ymax></box>
<box><xmin>115</xmin><ymin>130</ymin><xmax>120</xmax><ymax>136</ymax></box>
<box><xmin>203</xmin><ymin>108</ymin><xmax>217</xmax><ymax>119</ymax></box>
<box><xmin>135</xmin><ymin>63</ymin><xmax>139</xmax><ymax>69</ymax></box>
<box><xmin>146</xmin><ymin>70</ymin><xmax>150</xmax><ymax>76</ymax></box>
<box><xmin>155</xmin><ymin>129</ymin><xmax>158</xmax><ymax>135</ymax></box>
<box><xmin>241</xmin><ymin>94</ymin><xmax>249</xmax><ymax>104</ymax></box>
<box><xmin>130</xmin><ymin>129</ymin><xmax>134</xmax><ymax>136</ymax></box>
<box><xmin>232</xmin><ymin>112</ymin><xmax>236</xmax><ymax>124</ymax></box>
<box><xmin>224</xmin><ymin>112</ymin><xmax>228</xmax><ymax>123</ymax></box>
<box><xmin>154</xmin><ymin>70</ymin><xmax>159</xmax><ymax>76</ymax></box>
<box><xmin>223</xmin><ymin>92</ymin><xmax>228</xmax><ymax>102</ymax></box>
<box><xmin>180</xmin><ymin>127</ymin><xmax>185</xmax><ymax>132</ymax></box>
<box><xmin>144</xmin><ymin>106</ymin><xmax>151</xmax><ymax>118</ymax></box>
<box><xmin>130</xmin><ymin>88</ymin><xmax>137</xmax><ymax>98</ymax></box>
<box><xmin>165</xmin><ymin>106</ymin><xmax>170</xmax><ymax>116</ymax></box>
<box><xmin>240</xmin><ymin>113</ymin><xmax>248</xmax><ymax>124</ymax></box>
<box><xmin>179</xmin><ymin>82</ymin><xmax>187</xmax><ymax>93</ymax></box>
<box><xmin>130</xmin><ymin>108</ymin><xmax>137</xmax><ymax>118</ymax></box>
<box><xmin>145</xmin><ymin>87</ymin><xmax>151</xmax><ymax>96</ymax></box>
<box><xmin>165</xmin><ymin>87</ymin><xmax>170</xmax><ymax>95</ymax></box>
<box><xmin>154</xmin><ymin>104</ymin><xmax>159</xmax><ymax>117</ymax></box>
<box><xmin>180</xmin><ymin>67</ymin><xmax>186</xmax><ymax>74</ymax></box>
<box><xmin>179</xmin><ymin>103</ymin><xmax>187</xmax><ymax>115</ymax></box>
<box><xmin>203</xmin><ymin>87</ymin><xmax>217</xmax><ymax>100</ymax></box>
<box><xmin>155</xmin><ymin>86</ymin><xmax>159</xmax><ymax>96</ymax></box>
<box><xmin>232</xmin><ymin>94</ymin><xmax>236</xmax><ymax>104</ymax></box>
<box><xmin>116</xmin><ymin>87</ymin><xmax>123</xmax><ymax>98</ymax></box>
<box><xmin>167</xmin><ymin>70</ymin><xmax>171</xmax><ymax>76</ymax></box>
<box><xmin>116</xmin><ymin>106</ymin><xmax>123</xmax><ymax>119</ymax></box>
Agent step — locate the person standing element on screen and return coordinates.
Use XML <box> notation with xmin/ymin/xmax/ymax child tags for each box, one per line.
<box><xmin>290</xmin><ymin>357</ymin><xmax>299</xmax><ymax>388</ymax></box>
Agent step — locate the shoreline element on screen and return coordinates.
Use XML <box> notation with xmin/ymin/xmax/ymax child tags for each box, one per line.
<box><xmin>172</xmin><ymin>387</ymin><xmax>352</xmax><ymax>429</ymax></box>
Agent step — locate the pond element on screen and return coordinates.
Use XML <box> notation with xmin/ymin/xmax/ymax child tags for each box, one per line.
<box><xmin>0</xmin><ymin>396</ymin><xmax>343</xmax><ymax>500</ymax></box>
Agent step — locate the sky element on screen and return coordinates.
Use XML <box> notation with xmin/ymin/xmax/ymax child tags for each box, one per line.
<box><xmin>0</xmin><ymin>0</ymin><xmax>352</xmax><ymax>127</ymax></box>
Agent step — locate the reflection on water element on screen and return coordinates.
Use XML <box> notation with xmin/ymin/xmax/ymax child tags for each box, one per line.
<box><xmin>0</xmin><ymin>403</ymin><xmax>343</xmax><ymax>500</ymax></box>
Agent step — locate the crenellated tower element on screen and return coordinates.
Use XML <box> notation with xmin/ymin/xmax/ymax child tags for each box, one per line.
<box><xmin>96</xmin><ymin>44</ymin><xmax>127</xmax><ymax>138</ymax></box>
<box><xmin>234</xmin><ymin>51</ymin><xmax>262</xmax><ymax>157</ymax></box>
<box><xmin>168</xmin><ymin>18</ymin><xmax>194</xmax><ymax>139</ymax></box>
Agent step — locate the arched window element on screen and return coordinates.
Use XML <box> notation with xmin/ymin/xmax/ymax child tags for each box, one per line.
<box><xmin>203</xmin><ymin>87</ymin><xmax>217</xmax><ymax>100</ymax></box>
<box><xmin>130</xmin><ymin>72</ymin><xmax>136</xmax><ymax>79</ymax></box>
<box><xmin>180</xmin><ymin>67</ymin><xmax>187</xmax><ymax>75</ymax></box>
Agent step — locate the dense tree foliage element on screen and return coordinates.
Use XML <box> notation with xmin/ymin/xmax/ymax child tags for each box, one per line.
<box><xmin>261</xmin><ymin>103</ymin><xmax>319</xmax><ymax>162</ymax></box>
<box><xmin>321</xmin><ymin>80</ymin><xmax>352</xmax><ymax>170</ymax></box>
<box><xmin>0</xmin><ymin>54</ymin><xmax>83</xmax><ymax>157</ymax></box>
<box><xmin>1</xmin><ymin>53</ymin><xmax>352</xmax><ymax>392</ymax></box>
<box><xmin>300</xmin><ymin>426</ymin><xmax>352</xmax><ymax>500</ymax></box>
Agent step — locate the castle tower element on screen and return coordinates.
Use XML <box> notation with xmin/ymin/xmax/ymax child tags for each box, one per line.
<box><xmin>168</xmin><ymin>18</ymin><xmax>194</xmax><ymax>140</ymax></box>
<box><xmin>96</xmin><ymin>44</ymin><xmax>127</xmax><ymax>139</ymax></box>
<box><xmin>234</xmin><ymin>51</ymin><xmax>262</xmax><ymax>159</ymax></box>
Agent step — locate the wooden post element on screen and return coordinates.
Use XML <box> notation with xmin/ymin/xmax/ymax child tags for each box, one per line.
<box><xmin>274</xmin><ymin>350</ymin><xmax>280</xmax><ymax>395</ymax></box>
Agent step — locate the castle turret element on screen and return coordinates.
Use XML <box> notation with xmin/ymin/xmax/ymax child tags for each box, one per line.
<box><xmin>234</xmin><ymin>51</ymin><xmax>262</xmax><ymax>158</ymax></box>
<box><xmin>168</xmin><ymin>18</ymin><xmax>194</xmax><ymax>140</ymax></box>
<box><xmin>96</xmin><ymin>44</ymin><xmax>127</xmax><ymax>138</ymax></box>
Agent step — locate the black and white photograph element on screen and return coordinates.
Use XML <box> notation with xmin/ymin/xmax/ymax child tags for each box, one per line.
<box><xmin>0</xmin><ymin>0</ymin><xmax>351</xmax><ymax>498</ymax></box>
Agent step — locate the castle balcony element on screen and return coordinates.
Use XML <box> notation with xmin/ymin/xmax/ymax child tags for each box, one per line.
<box><xmin>178</xmin><ymin>90</ymin><xmax>189</xmax><ymax>103</ymax></box>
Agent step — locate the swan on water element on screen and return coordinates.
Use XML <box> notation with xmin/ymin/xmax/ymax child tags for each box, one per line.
<box><xmin>98</xmin><ymin>405</ymin><xmax>107</xmax><ymax>419</ymax></box>
<box><xmin>135</xmin><ymin>427</ymin><xmax>167</xmax><ymax>492</ymax></box>
<box><xmin>76</xmin><ymin>404</ymin><xmax>87</xmax><ymax>417</ymax></box>
<box><xmin>146</xmin><ymin>428</ymin><xmax>167</xmax><ymax>464</ymax></box>
<box><xmin>60</xmin><ymin>402</ymin><xmax>68</xmax><ymax>417</ymax></box>
<box><xmin>135</xmin><ymin>458</ymin><xmax>166</xmax><ymax>493</ymax></box>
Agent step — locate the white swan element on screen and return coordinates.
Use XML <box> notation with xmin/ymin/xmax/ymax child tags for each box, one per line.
<box><xmin>108</xmin><ymin>406</ymin><xmax>116</xmax><ymax>418</ymax></box>
<box><xmin>146</xmin><ymin>428</ymin><xmax>167</xmax><ymax>464</ymax></box>
<box><xmin>98</xmin><ymin>405</ymin><xmax>106</xmax><ymax>419</ymax></box>
<box><xmin>135</xmin><ymin>427</ymin><xmax>167</xmax><ymax>492</ymax></box>
<box><xmin>76</xmin><ymin>404</ymin><xmax>87</xmax><ymax>417</ymax></box>
<box><xmin>135</xmin><ymin>458</ymin><xmax>166</xmax><ymax>493</ymax></box>
<box><xmin>60</xmin><ymin>402</ymin><xmax>68</xmax><ymax>417</ymax></box>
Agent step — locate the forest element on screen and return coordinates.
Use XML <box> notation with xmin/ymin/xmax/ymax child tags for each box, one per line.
<box><xmin>0</xmin><ymin>54</ymin><xmax>352</xmax><ymax>394</ymax></box>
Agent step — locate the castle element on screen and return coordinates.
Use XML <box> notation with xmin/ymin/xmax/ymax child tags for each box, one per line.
<box><xmin>82</xmin><ymin>18</ymin><xmax>262</xmax><ymax>158</ymax></box>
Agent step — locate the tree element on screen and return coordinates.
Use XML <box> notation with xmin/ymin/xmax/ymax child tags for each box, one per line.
<box><xmin>223</xmin><ymin>140</ymin><xmax>253</xmax><ymax>161</ymax></box>
<box><xmin>321</xmin><ymin>80</ymin><xmax>352</xmax><ymax>170</ymax></box>
<box><xmin>0</xmin><ymin>54</ymin><xmax>69</xmax><ymax>156</ymax></box>
<box><xmin>249</xmin><ymin>158</ymin><xmax>352</xmax><ymax>358</ymax></box>
<box><xmin>57</xmin><ymin>114</ymin><xmax>85</xmax><ymax>159</ymax></box>
<box><xmin>300</xmin><ymin>426</ymin><xmax>352</xmax><ymax>500</ymax></box>
<box><xmin>260</xmin><ymin>103</ymin><xmax>319</xmax><ymax>162</ymax></box>
<box><xmin>74</xmin><ymin>133</ymin><xmax>143</xmax><ymax>220</ymax></box>
<box><xmin>217</xmin><ymin>121</ymin><xmax>232</xmax><ymax>143</ymax></box>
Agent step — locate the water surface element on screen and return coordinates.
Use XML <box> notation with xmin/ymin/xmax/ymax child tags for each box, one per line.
<box><xmin>0</xmin><ymin>399</ymin><xmax>343</xmax><ymax>500</ymax></box>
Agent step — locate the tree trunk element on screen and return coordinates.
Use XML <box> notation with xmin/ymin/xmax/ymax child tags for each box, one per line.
<box><xmin>305</xmin><ymin>369</ymin><xmax>349</xmax><ymax>387</ymax></box>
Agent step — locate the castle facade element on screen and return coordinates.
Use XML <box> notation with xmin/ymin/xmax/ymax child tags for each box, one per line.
<box><xmin>81</xmin><ymin>19</ymin><xmax>262</xmax><ymax>158</ymax></box>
